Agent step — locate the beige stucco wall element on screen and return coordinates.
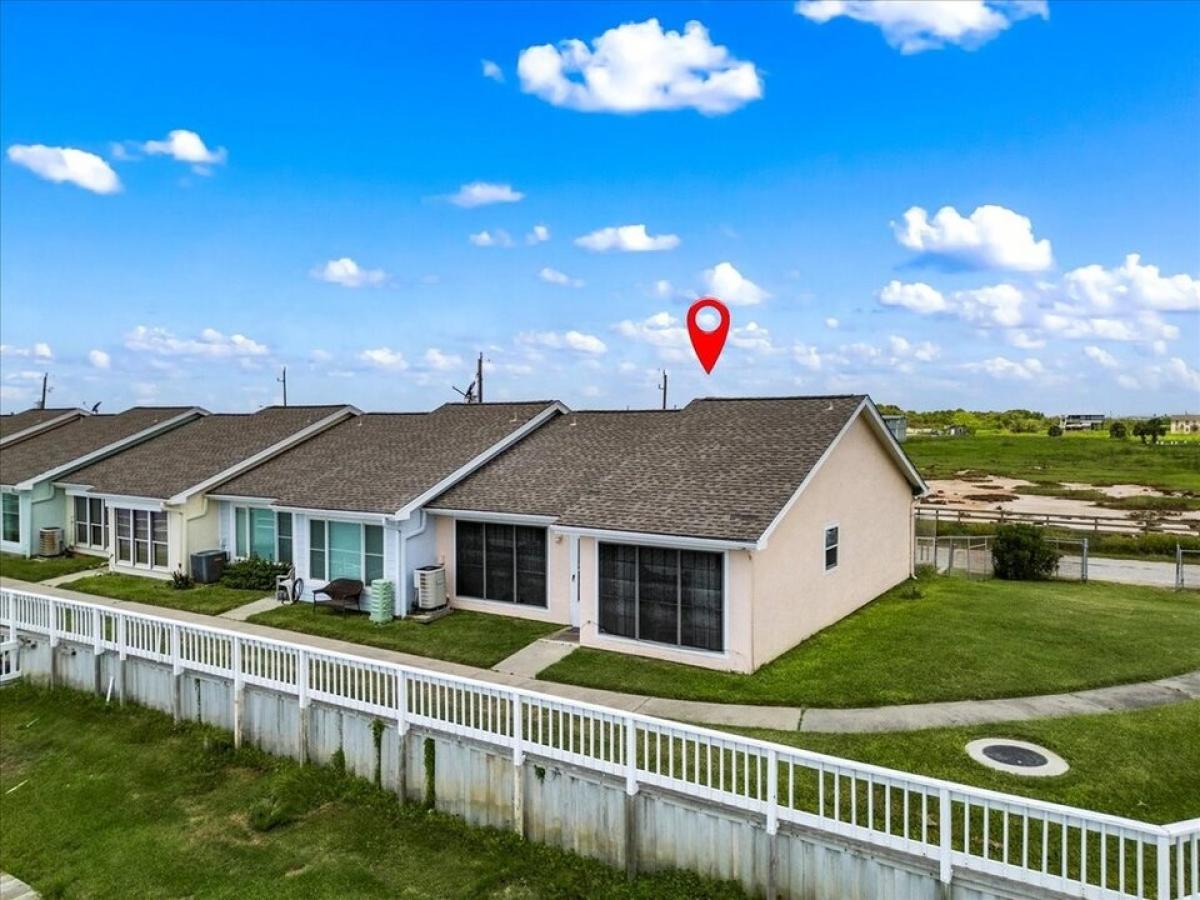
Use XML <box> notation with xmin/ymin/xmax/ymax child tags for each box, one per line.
<box><xmin>749</xmin><ymin>415</ymin><xmax>914</xmax><ymax>669</ymax></box>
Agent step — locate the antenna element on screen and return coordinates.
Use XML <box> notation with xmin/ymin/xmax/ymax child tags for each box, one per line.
<box><xmin>90</xmin><ymin>401</ymin><xmax>102</xmax><ymax>413</ymax></box>
<box><xmin>658</xmin><ymin>370</ymin><xmax>668</xmax><ymax>410</ymax></box>
<box><xmin>476</xmin><ymin>352</ymin><xmax>484</xmax><ymax>404</ymax></box>
<box><xmin>38</xmin><ymin>372</ymin><xmax>50</xmax><ymax>410</ymax></box>
<box><xmin>277</xmin><ymin>366</ymin><xmax>288</xmax><ymax>406</ymax></box>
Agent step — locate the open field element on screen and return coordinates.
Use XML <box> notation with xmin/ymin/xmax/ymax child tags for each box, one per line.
<box><xmin>248</xmin><ymin>603</ymin><xmax>560</xmax><ymax>668</ymax></box>
<box><xmin>0</xmin><ymin>552</ymin><xmax>106</xmax><ymax>582</ymax></box>
<box><xmin>69</xmin><ymin>572</ymin><xmax>265</xmax><ymax>615</ymax></box>
<box><xmin>905</xmin><ymin>432</ymin><xmax>1200</xmax><ymax>493</ymax></box>
<box><xmin>0</xmin><ymin>685</ymin><xmax>740</xmax><ymax>899</ymax></box>
<box><xmin>538</xmin><ymin>576</ymin><xmax>1200</xmax><ymax>707</ymax></box>
<box><xmin>737</xmin><ymin>701</ymin><xmax>1200</xmax><ymax>824</ymax></box>
<box><xmin>914</xmin><ymin>517</ymin><xmax>1199</xmax><ymax>562</ymax></box>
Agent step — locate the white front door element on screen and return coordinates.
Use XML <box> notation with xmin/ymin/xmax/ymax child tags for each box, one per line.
<box><xmin>568</xmin><ymin>534</ymin><xmax>580</xmax><ymax>627</ymax></box>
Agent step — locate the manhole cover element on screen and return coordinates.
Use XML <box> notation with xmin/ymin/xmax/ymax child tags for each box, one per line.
<box><xmin>965</xmin><ymin>739</ymin><xmax>1068</xmax><ymax>777</ymax></box>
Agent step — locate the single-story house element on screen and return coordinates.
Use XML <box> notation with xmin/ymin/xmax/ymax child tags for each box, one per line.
<box><xmin>1</xmin><ymin>406</ymin><xmax>203</xmax><ymax>557</ymax></box>
<box><xmin>426</xmin><ymin>395</ymin><xmax>926</xmax><ymax>673</ymax></box>
<box><xmin>1170</xmin><ymin>413</ymin><xmax>1200</xmax><ymax>435</ymax></box>
<box><xmin>59</xmin><ymin>406</ymin><xmax>358</xmax><ymax>577</ymax></box>
<box><xmin>207</xmin><ymin>401</ymin><xmax>565</xmax><ymax>612</ymax></box>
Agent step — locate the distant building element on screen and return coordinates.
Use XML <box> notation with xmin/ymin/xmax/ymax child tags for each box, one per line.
<box><xmin>1060</xmin><ymin>414</ymin><xmax>1106</xmax><ymax>431</ymax></box>
<box><xmin>1170</xmin><ymin>413</ymin><xmax>1200</xmax><ymax>434</ymax></box>
<box><xmin>882</xmin><ymin>414</ymin><xmax>907</xmax><ymax>443</ymax></box>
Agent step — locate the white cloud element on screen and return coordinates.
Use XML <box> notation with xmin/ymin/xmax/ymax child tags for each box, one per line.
<box><xmin>310</xmin><ymin>349</ymin><xmax>333</xmax><ymax>363</ymax></box>
<box><xmin>518</xmin><ymin>18</ymin><xmax>762</xmax><ymax>115</ymax></box>
<box><xmin>964</xmin><ymin>355</ymin><xmax>1045</xmax><ymax>381</ymax></box>
<box><xmin>141</xmin><ymin>129</ymin><xmax>227</xmax><ymax>171</ymax></box>
<box><xmin>888</xmin><ymin>335</ymin><xmax>939</xmax><ymax>362</ymax></box>
<box><xmin>481</xmin><ymin>59</ymin><xmax>504</xmax><ymax>82</ymax></box>
<box><xmin>615</xmin><ymin>311</ymin><xmax>689</xmax><ymax>350</ymax></box>
<box><xmin>0</xmin><ymin>342</ymin><xmax>53</xmax><ymax>360</ymax></box>
<box><xmin>359</xmin><ymin>347</ymin><xmax>409</xmax><ymax>371</ymax></box>
<box><xmin>702</xmin><ymin>261</ymin><xmax>769</xmax><ymax>306</ymax></box>
<box><xmin>879</xmin><ymin>280</ymin><xmax>947</xmax><ymax>314</ymax></box>
<box><xmin>469</xmin><ymin>229</ymin><xmax>514</xmax><ymax>248</ymax></box>
<box><xmin>423</xmin><ymin>348</ymin><xmax>462</xmax><ymax>371</ymax></box>
<box><xmin>792</xmin><ymin>342</ymin><xmax>825</xmax><ymax>371</ymax></box>
<box><xmin>7</xmin><ymin>144</ymin><xmax>121</xmax><ymax>194</ymax></box>
<box><xmin>1040</xmin><ymin>310</ymin><xmax>1178</xmax><ymax>343</ymax></box>
<box><xmin>1007</xmin><ymin>330</ymin><xmax>1045</xmax><ymax>350</ymax></box>
<box><xmin>310</xmin><ymin>257</ymin><xmax>388</xmax><ymax>288</ymax></box>
<box><xmin>955</xmin><ymin>283</ymin><xmax>1027</xmax><ymax>327</ymax></box>
<box><xmin>1061</xmin><ymin>254</ymin><xmax>1200</xmax><ymax>313</ymax></box>
<box><xmin>1083</xmin><ymin>345</ymin><xmax>1118</xmax><ymax>369</ymax></box>
<box><xmin>796</xmin><ymin>0</ymin><xmax>1048</xmax><ymax>54</ymax></box>
<box><xmin>125</xmin><ymin>326</ymin><xmax>268</xmax><ymax>358</ymax></box>
<box><xmin>1117</xmin><ymin>373</ymin><xmax>1140</xmax><ymax>390</ymax></box>
<box><xmin>526</xmin><ymin>224</ymin><xmax>550</xmax><ymax>244</ymax></box>
<box><xmin>87</xmin><ymin>349</ymin><xmax>111</xmax><ymax>370</ymax></box>
<box><xmin>449</xmin><ymin>181</ymin><xmax>524</xmax><ymax>208</ymax></box>
<box><xmin>729</xmin><ymin>321</ymin><xmax>778</xmax><ymax>354</ymax></box>
<box><xmin>518</xmin><ymin>330</ymin><xmax>607</xmax><ymax>355</ymax></box>
<box><xmin>575</xmin><ymin>224</ymin><xmax>679</xmax><ymax>252</ymax></box>
<box><xmin>824</xmin><ymin>317</ymin><xmax>839</xmax><ymax>329</ymax></box>
<box><xmin>893</xmin><ymin>205</ymin><xmax>1052</xmax><ymax>271</ymax></box>
<box><xmin>1164</xmin><ymin>357</ymin><xmax>1200</xmax><ymax>392</ymax></box>
<box><xmin>539</xmin><ymin>267</ymin><xmax>583</xmax><ymax>287</ymax></box>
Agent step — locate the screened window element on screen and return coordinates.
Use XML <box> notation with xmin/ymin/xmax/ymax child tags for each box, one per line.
<box><xmin>824</xmin><ymin>525</ymin><xmax>839</xmax><ymax>571</ymax></box>
<box><xmin>233</xmin><ymin>507</ymin><xmax>293</xmax><ymax>564</ymax></box>
<box><xmin>114</xmin><ymin>508</ymin><xmax>168</xmax><ymax>570</ymax></box>
<box><xmin>598</xmin><ymin>544</ymin><xmax>723</xmax><ymax>652</ymax></box>
<box><xmin>308</xmin><ymin>520</ymin><xmax>384</xmax><ymax>584</ymax></box>
<box><xmin>1</xmin><ymin>493</ymin><xmax>18</xmax><ymax>544</ymax></box>
<box><xmin>73</xmin><ymin>497</ymin><xmax>108</xmax><ymax>549</ymax></box>
<box><xmin>454</xmin><ymin>521</ymin><xmax>546</xmax><ymax>607</ymax></box>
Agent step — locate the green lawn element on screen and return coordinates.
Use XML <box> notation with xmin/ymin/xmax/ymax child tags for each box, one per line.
<box><xmin>737</xmin><ymin>701</ymin><xmax>1200</xmax><ymax>824</ymax></box>
<box><xmin>69</xmin><ymin>572</ymin><xmax>265</xmax><ymax>615</ymax></box>
<box><xmin>247</xmin><ymin>604</ymin><xmax>561</xmax><ymax>668</ymax></box>
<box><xmin>538</xmin><ymin>577</ymin><xmax>1200</xmax><ymax>708</ymax></box>
<box><xmin>905</xmin><ymin>432</ymin><xmax>1200</xmax><ymax>493</ymax></box>
<box><xmin>0</xmin><ymin>551</ymin><xmax>106</xmax><ymax>582</ymax></box>
<box><xmin>0</xmin><ymin>685</ymin><xmax>741</xmax><ymax>899</ymax></box>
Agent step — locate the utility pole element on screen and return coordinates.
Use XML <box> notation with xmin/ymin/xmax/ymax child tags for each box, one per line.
<box><xmin>476</xmin><ymin>352</ymin><xmax>484</xmax><ymax>404</ymax></box>
<box><xmin>277</xmin><ymin>366</ymin><xmax>288</xmax><ymax>406</ymax></box>
<box><xmin>658</xmin><ymin>370</ymin><xmax>668</xmax><ymax>410</ymax></box>
<box><xmin>38</xmin><ymin>372</ymin><xmax>49</xmax><ymax>410</ymax></box>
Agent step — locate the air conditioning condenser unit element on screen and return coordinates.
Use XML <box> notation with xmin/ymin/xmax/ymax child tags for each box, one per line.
<box><xmin>413</xmin><ymin>565</ymin><xmax>447</xmax><ymax>611</ymax></box>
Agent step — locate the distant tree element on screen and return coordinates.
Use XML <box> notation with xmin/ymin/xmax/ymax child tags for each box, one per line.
<box><xmin>1109</xmin><ymin>421</ymin><xmax>1128</xmax><ymax>440</ymax></box>
<box><xmin>1047</xmin><ymin>424</ymin><xmax>1063</xmax><ymax>437</ymax></box>
<box><xmin>992</xmin><ymin>524</ymin><xmax>1061</xmax><ymax>580</ymax></box>
<box><xmin>1133</xmin><ymin>417</ymin><xmax>1167</xmax><ymax>445</ymax></box>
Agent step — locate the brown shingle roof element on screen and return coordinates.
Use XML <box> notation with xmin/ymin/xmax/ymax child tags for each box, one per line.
<box><xmin>0</xmin><ymin>407</ymin><xmax>195</xmax><ymax>486</ymax></box>
<box><xmin>432</xmin><ymin>395</ymin><xmax>877</xmax><ymax>542</ymax></box>
<box><xmin>66</xmin><ymin>406</ymin><xmax>349</xmax><ymax>500</ymax></box>
<box><xmin>214</xmin><ymin>402</ymin><xmax>559</xmax><ymax>514</ymax></box>
<box><xmin>0</xmin><ymin>407</ymin><xmax>84</xmax><ymax>441</ymax></box>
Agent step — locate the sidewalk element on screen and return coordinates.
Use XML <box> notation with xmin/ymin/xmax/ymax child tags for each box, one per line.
<box><xmin>5</xmin><ymin>576</ymin><xmax>1199</xmax><ymax>734</ymax></box>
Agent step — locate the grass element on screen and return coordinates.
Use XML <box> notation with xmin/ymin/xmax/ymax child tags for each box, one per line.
<box><xmin>0</xmin><ymin>685</ymin><xmax>742</xmax><ymax>899</ymax></box>
<box><xmin>538</xmin><ymin>576</ymin><xmax>1200</xmax><ymax>708</ymax></box>
<box><xmin>905</xmin><ymin>432</ymin><xmax>1200</xmax><ymax>493</ymax></box>
<box><xmin>69</xmin><ymin>572</ymin><xmax>265</xmax><ymax>615</ymax></box>
<box><xmin>247</xmin><ymin>603</ymin><xmax>561</xmax><ymax>668</ymax></box>
<box><xmin>0</xmin><ymin>551</ymin><xmax>106</xmax><ymax>582</ymax></box>
<box><xmin>1011</xmin><ymin>483</ymin><xmax>1200</xmax><ymax>512</ymax></box>
<box><xmin>736</xmin><ymin>701</ymin><xmax>1200</xmax><ymax>824</ymax></box>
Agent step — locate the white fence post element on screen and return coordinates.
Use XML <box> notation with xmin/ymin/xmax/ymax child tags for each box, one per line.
<box><xmin>171</xmin><ymin>624</ymin><xmax>183</xmax><ymax>723</ymax></box>
<box><xmin>1157</xmin><ymin>833</ymin><xmax>1171</xmax><ymax>900</ymax></box>
<box><xmin>939</xmin><ymin>788</ymin><xmax>953</xmax><ymax>885</ymax></box>
<box><xmin>231</xmin><ymin>636</ymin><xmax>244</xmax><ymax>747</ymax></box>
<box><xmin>624</xmin><ymin>716</ymin><xmax>638</xmax><ymax>796</ymax></box>
<box><xmin>511</xmin><ymin>690</ymin><xmax>525</xmax><ymax>837</ymax></box>
<box><xmin>395</xmin><ymin>668</ymin><xmax>407</xmax><ymax>798</ymax></box>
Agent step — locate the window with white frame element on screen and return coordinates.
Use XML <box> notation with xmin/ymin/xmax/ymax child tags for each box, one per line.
<box><xmin>74</xmin><ymin>496</ymin><xmax>108</xmax><ymax>550</ymax></box>
<box><xmin>454</xmin><ymin>521</ymin><xmax>546</xmax><ymax>607</ymax></box>
<box><xmin>1</xmin><ymin>493</ymin><xmax>18</xmax><ymax>544</ymax></box>
<box><xmin>233</xmin><ymin>507</ymin><xmax>293</xmax><ymax>564</ymax></box>
<box><xmin>309</xmin><ymin>519</ymin><xmax>383</xmax><ymax>584</ymax></box>
<box><xmin>824</xmin><ymin>525</ymin><xmax>839</xmax><ymax>571</ymax></box>
<box><xmin>115</xmin><ymin>508</ymin><xmax>168</xmax><ymax>569</ymax></box>
<box><xmin>598</xmin><ymin>543</ymin><xmax>723</xmax><ymax>652</ymax></box>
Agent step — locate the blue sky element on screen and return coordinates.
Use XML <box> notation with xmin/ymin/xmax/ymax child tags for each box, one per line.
<box><xmin>1</xmin><ymin>0</ymin><xmax>1197</xmax><ymax>414</ymax></box>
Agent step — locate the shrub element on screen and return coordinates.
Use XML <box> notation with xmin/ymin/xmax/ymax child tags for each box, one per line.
<box><xmin>991</xmin><ymin>524</ymin><xmax>1060</xmax><ymax>580</ymax></box>
<box><xmin>1047</xmin><ymin>424</ymin><xmax>1063</xmax><ymax>437</ymax></box>
<box><xmin>220</xmin><ymin>556</ymin><xmax>288</xmax><ymax>591</ymax></box>
<box><xmin>170</xmin><ymin>570</ymin><xmax>194</xmax><ymax>590</ymax></box>
<box><xmin>1109</xmin><ymin>420</ymin><xmax>1128</xmax><ymax>439</ymax></box>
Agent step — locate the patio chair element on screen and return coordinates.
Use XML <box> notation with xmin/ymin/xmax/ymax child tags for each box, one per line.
<box><xmin>275</xmin><ymin>566</ymin><xmax>304</xmax><ymax>604</ymax></box>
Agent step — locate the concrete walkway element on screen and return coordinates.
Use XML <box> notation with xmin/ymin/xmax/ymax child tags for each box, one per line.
<box><xmin>5</xmin><ymin>576</ymin><xmax>1199</xmax><ymax>734</ymax></box>
<box><xmin>0</xmin><ymin>872</ymin><xmax>39</xmax><ymax>900</ymax></box>
<box><xmin>40</xmin><ymin>568</ymin><xmax>105</xmax><ymax>588</ymax></box>
<box><xmin>492</xmin><ymin>631</ymin><xmax>577</xmax><ymax>677</ymax></box>
<box><xmin>219</xmin><ymin>596</ymin><xmax>279</xmax><ymax>621</ymax></box>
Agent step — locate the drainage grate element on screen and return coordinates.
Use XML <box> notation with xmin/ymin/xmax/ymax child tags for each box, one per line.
<box><xmin>982</xmin><ymin>744</ymin><xmax>1049</xmax><ymax>768</ymax></box>
<box><xmin>965</xmin><ymin>739</ymin><xmax>1068</xmax><ymax>777</ymax></box>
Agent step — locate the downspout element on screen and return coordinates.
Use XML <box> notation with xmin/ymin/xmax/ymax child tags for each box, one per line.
<box><xmin>909</xmin><ymin>495</ymin><xmax>917</xmax><ymax>578</ymax></box>
<box><xmin>398</xmin><ymin>508</ymin><xmax>430</xmax><ymax>618</ymax></box>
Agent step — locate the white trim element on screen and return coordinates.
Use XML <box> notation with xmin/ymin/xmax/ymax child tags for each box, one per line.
<box><xmin>568</xmin><ymin>533</ymin><xmax>580</xmax><ymax>628</ymax></box>
<box><xmin>0</xmin><ymin>408</ymin><xmax>90</xmax><ymax>447</ymax></box>
<box><xmin>206</xmin><ymin>495</ymin><xmax>394</xmax><ymax>524</ymax></box>
<box><xmin>65</xmin><ymin>492</ymin><xmax>165</xmax><ymax>512</ymax></box>
<box><xmin>394</xmin><ymin>401</ymin><xmax>568</xmax><ymax>519</ymax></box>
<box><xmin>18</xmin><ymin>407</ymin><xmax>207</xmax><ymax>491</ymax></box>
<box><xmin>755</xmin><ymin>397</ymin><xmax>926</xmax><ymax>552</ymax></box>
<box><xmin>556</xmin><ymin>524</ymin><xmax>754</xmax><ymax>552</ymax></box>
<box><xmin>165</xmin><ymin>406</ymin><xmax>360</xmax><ymax>505</ymax></box>
<box><xmin>429</xmin><ymin>508</ymin><xmax>556</xmax><ymax>526</ymax></box>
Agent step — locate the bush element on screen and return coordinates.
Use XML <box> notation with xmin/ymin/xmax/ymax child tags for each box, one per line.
<box><xmin>170</xmin><ymin>570</ymin><xmax>194</xmax><ymax>590</ymax></box>
<box><xmin>992</xmin><ymin>524</ymin><xmax>1061</xmax><ymax>580</ymax></box>
<box><xmin>220</xmin><ymin>556</ymin><xmax>288</xmax><ymax>591</ymax></box>
<box><xmin>1047</xmin><ymin>424</ymin><xmax>1063</xmax><ymax>437</ymax></box>
<box><xmin>1109</xmin><ymin>420</ymin><xmax>1128</xmax><ymax>439</ymax></box>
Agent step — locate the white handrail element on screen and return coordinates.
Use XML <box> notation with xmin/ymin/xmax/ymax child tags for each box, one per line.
<box><xmin>3</xmin><ymin>585</ymin><xmax>1197</xmax><ymax>899</ymax></box>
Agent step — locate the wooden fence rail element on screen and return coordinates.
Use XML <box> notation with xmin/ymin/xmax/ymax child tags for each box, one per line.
<box><xmin>2</xmin><ymin>586</ymin><xmax>1198</xmax><ymax>900</ymax></box>
<box><xmin>916</xmin><ymin>505</ymin><xmax>1197</xmax><ymax>537</ymax></box>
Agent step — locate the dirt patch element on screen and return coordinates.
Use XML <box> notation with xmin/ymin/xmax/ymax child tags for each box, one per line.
<box><xmin>963</xmin><ymin>493</ymin><xmax>1019</xmax><ymax>503</ymax></box>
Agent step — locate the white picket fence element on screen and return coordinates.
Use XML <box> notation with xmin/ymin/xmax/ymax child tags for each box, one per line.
<box><xmin>2</xmin><ymin>586</ymin><xmax>1198</xmax><ymax>900</ymax></box>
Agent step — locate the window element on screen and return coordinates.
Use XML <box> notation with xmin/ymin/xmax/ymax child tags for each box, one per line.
<box><xmin>824</xmin><ymin>525</ymin><xmax>839</xmax><ymax>571</ymax></box>
<box><xmin>454</xmin><ymin>521</ymin><xmax>546</xmax><ymax>607</ymax></box>
<box><xmin>233</xmin><ymin>507</ymin><xmax>293</xmax><ymax>564</ymax></box>
<box><xmin>598</xmin><ymin>544</ymin><xmax>723</xmax><ymax>652</ymax></box>
<box><xmin>73</xmin><ymin>497</ymin><xmax>108</xmax><ymax>549</ymax></box>
<box><xmin>114</xmin><ymin>508</ymin><xmax>168</xmax><ymax>570</ymax></box>
<box><xmin>1</xmin><ymin>493</ymin><xmax>18</xmax><ymax>544</ymax></box>
<box><xmin>308</xmin><ymin>519</ymin><xmax>384</xmax><ymax>584</ymax></box>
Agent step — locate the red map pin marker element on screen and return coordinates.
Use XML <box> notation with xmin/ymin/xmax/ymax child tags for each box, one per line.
<box><xmin>687</xmin><ymin>296</ymin><xmax>730</xmax><ymax>374</ymax></box>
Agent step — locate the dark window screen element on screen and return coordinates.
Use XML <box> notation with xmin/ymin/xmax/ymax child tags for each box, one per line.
<box><xmin>456</xmin><ymin>521</ymin><xmax>484</xmax><ymax>598</ymax></box>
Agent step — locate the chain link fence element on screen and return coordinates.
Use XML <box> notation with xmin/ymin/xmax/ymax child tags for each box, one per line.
<box><xmin>915</xmin><ymin>535</ymin><xmax>1089</xmax><ymax>581</ymax></box>
<box><xmin>1178</xmin><ymin>547</ymin><xmax>1200</xmax><ymax>590</ymax></box>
